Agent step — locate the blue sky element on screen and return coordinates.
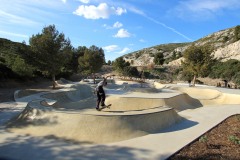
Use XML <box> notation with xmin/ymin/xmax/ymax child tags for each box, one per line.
<box><xmin>0</xmin><ymin>0</ymin><xmax>240</xmax><ymax>61</ymax></box>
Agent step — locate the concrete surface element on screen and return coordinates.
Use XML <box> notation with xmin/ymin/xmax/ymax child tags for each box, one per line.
<box><xmin>0</xmin><ymin>80</ymin><xmax>239</xmax><ymax>160</ymax></box>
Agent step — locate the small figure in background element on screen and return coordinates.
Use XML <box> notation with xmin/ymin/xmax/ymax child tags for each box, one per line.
<box><xmin>188</xmin><ymin>79</ymin><xmax>191</xmax><ymax>87</ymax></box>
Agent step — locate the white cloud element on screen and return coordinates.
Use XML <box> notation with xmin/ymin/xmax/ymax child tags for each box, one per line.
<box><xmin>103</xmin><ymin>45</ymin><xmax>119</xmax><ymax>52</ymax></box>
<box><xmin>113</xmin><ymin>21</ymin><xmax>123</xmax><ymax>28</ymax></box>
<box><xmin>116</xmin><ymin>47</ymin><xmax>130</xmax><ymax>54</ymax></box>
<box><xmin>103</xmin><ymin>45</ymin><xmax>130</xmax><ymax>55</ymax></box>
<box><xmin>79</xmin><ymin>0</ymin><xmax>90</xmax><ymax>4</ymax></box>
<box><xmin>61</xmin><ymin>0</ymin><xmax>67</xmax><ymax>3</ymax></box>
<box><xmin>113</xmin><ymin>28</ymin><xmax>131</xmax><ymax>38</ymax></box>
<box><xmin>103</xmin><ymin>21</ymin><xmax>123</xmax><ymax>29</ymax></box>
<box><xmin>115</xmin><ymin>7</ymin><xmax>127</xmax><ymax>15</ymax></box>
<box><xmin>73</xmin><ymin>3</ymin><xmax>126</xmax><ymax>19</ymax></box>
<box><xmin>139</xmin><ymin>39</ymin><xmax>146</xmax><ymax>43</ymax></box>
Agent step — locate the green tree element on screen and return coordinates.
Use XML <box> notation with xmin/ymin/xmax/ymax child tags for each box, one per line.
<box><xmin>113</xmin><ymin>57</ymin><xmax>130</xmax><ymax>75</ymax></box>
<box><xmin>210</xmin><ymin>59</ymin><xmax>240</xmax><ymax>85</ymax></box>
<box><xmin>234</xmin><ymin>25</ymin><xmax>240</xmax><ymax>41</ymax></box>
<box><xmin>154</xmin><ymin>52</ymin><xmax>165</xmax><ymax>65</ymax></box>
<box><xmin>69</xmin><ymin>46</ymin><xmax>87</xmax><ymax>73</ymax></box>
<box><xmin>233</xmin><ymin>72</ymin><xmax>240</xmax><ymax>87</ymax></box>
<box><xmin>11</xmin><ymin>56</ymin><xmax>35</xmax><ymax>77</ymax></box>
<box><xmin>122</xmin><ymin>66</ymin><xmax>139</xmax><ymax>78</ymax></box>
<box><xmin>29</xmin><ymin>25</ymin><xmax>72</xmax><ymax>88</ymax></box>
<box><xmin>2</xmin><ymin>44</ymin><xmax>35</xmax><ymax>78</ymax></box>
<box><xmin>78</xmin><ymin>45</ymin><xmax>105</xmax><ymax>83</ymax></box>
<box><xmin>182</xmin><ymin>44</ymin><xmax>214</xmax><ymax>86</ymax></box>
<box><xmin>107</xmin><ymin>60</ymin><xmax>112</xmax><ymax>65</ymax></box>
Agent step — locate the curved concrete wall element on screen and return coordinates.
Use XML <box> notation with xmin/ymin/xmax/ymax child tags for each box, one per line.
<box><xmin>8</xmin><ymin>104</ymin><xmax>182</xmax><ymax>143</ymax></box>
<box><xmin>41</xmin><ymin>84</ymin><xmax>94</xmax><ymax>104</ymax></box>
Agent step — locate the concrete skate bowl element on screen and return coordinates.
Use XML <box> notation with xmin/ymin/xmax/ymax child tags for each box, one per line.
<box><xmin>171</xmin><ymin>87</ymin><xmax>240</xmax><ymax>106</ymax></box>
<box><xmin>7</xmin><ymin>83</ymin><xmax>240</xmax><ymax>144</ymax></box>
<box><xmin>7</xmin><ymin>83</ymin><xmax>185</xmax><ymax>143</ymax></box>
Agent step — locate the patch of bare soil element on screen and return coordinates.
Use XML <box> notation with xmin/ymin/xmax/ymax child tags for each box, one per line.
<box><xmin>168</xmin><ymin>114</ymin><xmax>240</xmax><ymax>160</ymax></box>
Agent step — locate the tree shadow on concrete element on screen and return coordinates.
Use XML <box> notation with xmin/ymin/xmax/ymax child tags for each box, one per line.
<box><xmin>0</xmin><ymin>134</ymin><xmax>152</xmax><ymax>160</ymax></box>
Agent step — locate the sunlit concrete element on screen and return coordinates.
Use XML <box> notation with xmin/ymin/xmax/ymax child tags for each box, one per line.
<box><xmin>0</xmin><ymin>79</ymin><xmax>239</xmax><ymax>160</ymax></box>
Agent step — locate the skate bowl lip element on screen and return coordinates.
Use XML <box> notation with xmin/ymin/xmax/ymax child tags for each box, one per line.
<box><xmin>36</xmin><ymin>97</ymin><xmax>175</xmax><ymax>116</ymax></box>
<box><xmin>79</xmin><ymin>106</ymin><xmax>173</xmax><ymax>116</ymax></box>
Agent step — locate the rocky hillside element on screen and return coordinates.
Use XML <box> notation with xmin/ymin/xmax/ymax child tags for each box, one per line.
<box><xmin>123</xmin><ymin>25</ymin><xmax>240</xmax><ymax>67</ymax></box>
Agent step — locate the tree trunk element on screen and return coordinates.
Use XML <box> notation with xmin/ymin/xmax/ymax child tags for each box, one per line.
<box><xmin>192</xmin><ymin>75</ymin><xmax>197</xmax><ymax>87</ymax></box>
<box><xmin>52</xmin><ymin>74</ymin><xmax>56</xmax><ymax>89</ymax></box>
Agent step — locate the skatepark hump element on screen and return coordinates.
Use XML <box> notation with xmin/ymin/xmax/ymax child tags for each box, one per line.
<box><xmin>6</xmin><ymin>80</ymin><xmax>240</xmax><ymax>144</ymax></box>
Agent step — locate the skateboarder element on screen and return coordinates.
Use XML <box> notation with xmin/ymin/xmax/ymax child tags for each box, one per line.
<box><xmin>95</xmin><ymin>75</ymin><xmax>110</xmax><ymax>111</ymax></box>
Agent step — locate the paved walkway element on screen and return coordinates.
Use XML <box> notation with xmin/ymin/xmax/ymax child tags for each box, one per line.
<box><xmin>0</xmin><ymin>84</ymin><xmax>239</xmax><ymax>160</ymax></box>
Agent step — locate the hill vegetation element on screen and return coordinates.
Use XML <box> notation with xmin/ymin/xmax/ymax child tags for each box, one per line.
<box><xmin>119</xmin><ymin>25</ymin><xmax>240</xmax><ymax>87</ymax></box>
<box><xmin>1</xmin><ymin>25</ymin><xmax>240</xmax><ymax>88</ymax></box>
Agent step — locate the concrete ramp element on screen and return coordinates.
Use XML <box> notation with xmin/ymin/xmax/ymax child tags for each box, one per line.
<box><xmin>165</xmin><ymin>94</ymin><xmax>203</xmax><ymax>111</ymax></box>
<box><xmin>172</xmin><ymin>87</ymin><xmax>222</xmax><ymax>100</ymax></box>
<box><xmin>172</xmin><ymin>87</ymin><xmax>240</xmax><ymax>106</ymax></box>
<box><xmin>105</xmin><ymin>93</ymin><xmax>202</xmax><ymax>112</ymax></box>
<box><xmin>7</xmin><ymin>100</ymin><xmax>182</xmax><ymax>143</ymax></box>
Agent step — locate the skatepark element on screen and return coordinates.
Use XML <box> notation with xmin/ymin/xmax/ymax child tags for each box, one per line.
<box><xmin>0</xmin><ymin>78</ymin><xmax>240</xmax><ymax>160</ymax></box>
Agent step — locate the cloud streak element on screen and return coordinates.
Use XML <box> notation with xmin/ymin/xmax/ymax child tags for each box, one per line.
<box><xmin>126</xmin><ymin>7</ymin><xmax>192</xmax><ymax>41</ymax></box>
<box><xmin>0</xmin><ymin>30</ymin><xmax>28</xmax><ymax>38</ymax></box>
<box><xmin>145</xmin><ymin>15</ymin><xmax>193</xmax><ymax>41</ymax></box>
<box><xmin>172</xmin><ymin>0</ymin><xmax>240</xmax><ymax>20</ymax></box>
<box><xmin>0</xmin><ymin>10</ymin><xmax>39</xmax><ymax>26</ymax></box>
<box><xmin>109</xmin><ymin>1</ymin><xmax>192</xmax><ymax>41</ymax></box>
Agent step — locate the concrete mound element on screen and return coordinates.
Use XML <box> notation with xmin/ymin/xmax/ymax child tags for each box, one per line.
<box><xmin>7</xmin><ymin>100</ymin><xmax>54</xmax><ymax>127</ymax></box>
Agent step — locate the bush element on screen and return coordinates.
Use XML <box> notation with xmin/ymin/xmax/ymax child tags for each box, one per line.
<box><xmin>210</xmin><ymin>59</ymin><xmax>240</xmax><ymax>81</ymax></box>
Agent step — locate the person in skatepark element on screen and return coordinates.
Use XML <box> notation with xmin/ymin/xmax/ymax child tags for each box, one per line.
<box><xmin>95</xmin><ymin>75</ymin><xmax>110</xmax><ymax>111</ymax></box>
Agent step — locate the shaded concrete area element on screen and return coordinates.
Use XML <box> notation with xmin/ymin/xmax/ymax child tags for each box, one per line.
<box><xmin>0</xmin><ymin>80</ymin><xmax>240</xmax><ymax>160</ymax></box>
<box><xmin>0</xmin><ymin>132</ymin><xmax>152</xmax><ymax>160</ymax></box>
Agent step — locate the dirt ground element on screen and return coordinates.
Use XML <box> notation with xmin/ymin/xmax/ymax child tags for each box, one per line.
<box><xmin>169</xmin><ymin>114</ymin><xmax>240</xmax><ymax>160</ymax></box>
